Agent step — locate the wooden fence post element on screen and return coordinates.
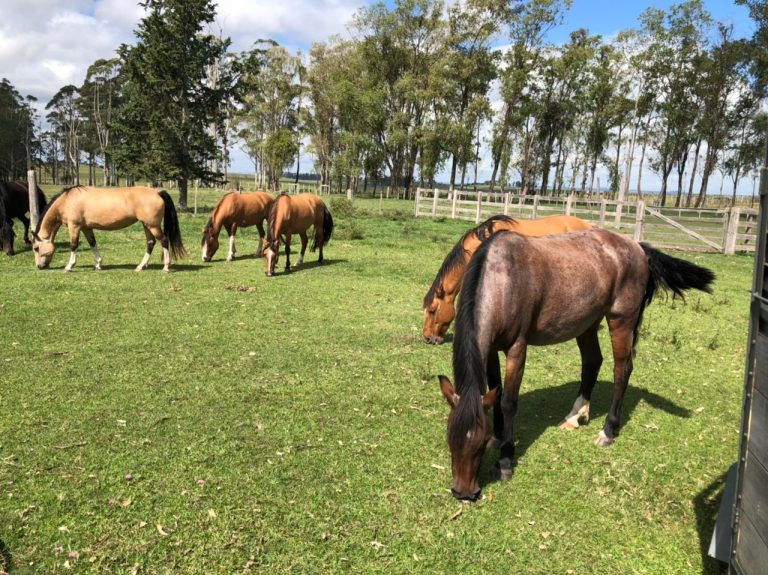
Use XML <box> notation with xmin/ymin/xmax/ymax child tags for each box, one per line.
<box><xmin>725</xmin><ymin>207</ymin><xmax>740</xmax><ymax>255</ymax></box>
<box><xmin>532</xmin><ymin>195</ymin><xmax>540</xmax><ymax>219</ymax></box>
<box><xmin>475</xmin><ymin>191</ymin><xmax>482</xmax><ymax>223</ymax></box>
<box><xmin>599</xmin><ymin>199</ymin><xmax>607</xmax><ymax>228</ymax></box>
<box><xmin>431</xmin><ymin>187</ymin><xmax>439</xmax><ymax>217</ymax></box>
<box><xmin>633</xmin><ymin>200</ymin><xmax>645</xmax><ymax>241</ymax></box>
<box><xmin>565</xmin><ymin>194</ymin><xmax>573</xmax><ymax>216</ymax></box>
<box><xmin>451</xmin><ymin>188</ymin><xmax>458</xmax><ymax>219</ymax></box>
<box><xmin>27</xmin><ymin>170</ymin><xmax>39</xmax><ymax>231</ymax></box>
<box><xmin>503</xmin><ymin>192</ymin><xmax>510</xmax><ymax>216</ymax></box>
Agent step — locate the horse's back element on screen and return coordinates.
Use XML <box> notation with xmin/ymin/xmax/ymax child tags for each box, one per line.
<box><xmin>501</xmin><ymin>214</ymin><xmax>591</xmax><ymax>236</ymax></box>
<box><xmin>477</xmin><ymin>229</ymin><xmax>648</xmax><ymax>346</ymax></box>
<box><xmin>286</xmin><ymin>193</ymin><xmax>325</xmax><ymax>231</ymax></box>
<box><xmin>63</xmin><ymin>186</ymin><xmax>164</xmax><ymax>229</ymax></box>
<box><xmin>233</xmin><ymin>191</ymin><xmax>273</xmax><ymax>224</ymax></box>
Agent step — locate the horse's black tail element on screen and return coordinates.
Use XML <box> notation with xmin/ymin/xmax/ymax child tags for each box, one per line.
<box><xmin>636</xmin><ymin>244</ymin><xmax>715</xmax><ymax>347</ymax></box>
<box><xmin>159</xmin><ymin>191</ymin><xmax>186</xmax><ymax>260</ymax></box>
<box><xmin>311</xmin><ymin>203</ymin><xmax>334</xmax><ymax>252</ymax></box>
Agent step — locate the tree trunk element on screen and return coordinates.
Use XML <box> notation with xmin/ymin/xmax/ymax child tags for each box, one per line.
<box><xmin>177</xmin><ymin>176</ymin><xmax>188</xmax><ymax>210</ymax></box>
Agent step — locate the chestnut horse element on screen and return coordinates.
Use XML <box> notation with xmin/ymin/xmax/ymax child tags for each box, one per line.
<box><xmin>423</xmin><ymin>214</ymin><xmax>591</xmax><ymax>344</ymax></box>
<box><xmin>438</xmin><ymin>228</ymin><xmax>714</xmax><ymax>500</ymax></box>
<box><xmin>263</xmin><ymin>193</ymin><xmax>334</xmax><ymax>276</ymax></box>
<box><xmin>0</xmin><ymin>180</ymin><xmax>47</xmax><ymax>248</ymax></box>
<box><xmin>201</xmin><ymin>191</ymin><xmax>274</xmax><ymax>262</ymax></box>
<box><xmin>32</xmin><ymin>186</ymin><xmax>186</xmax><ymax>272</ymax></box>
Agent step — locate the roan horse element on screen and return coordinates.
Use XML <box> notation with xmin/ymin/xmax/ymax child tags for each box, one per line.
<box><xmin>423</xmin><ymin>214</ymin><xmax>592</xmax><ymax>344</ymax></box>
<box><xmin>32</xmin><ymin>186</ymin><xmax>186</xmax><ymax>272</ymax></box>
<box><xmin>201</xmin><ymin>191</ymin><xmax>274</xmax><ymax>262</ymax></box>
<box><xmin>0</xmin><ymin>180</ymin><xmax>48</xmax><ymax>250</ymax></box>
<box><xmin>263</xmin><ymin>192</ymin><xmax>334</xmax><ymax>276</ymax></box>
<box><xmin>438</xmin><ymin>228</ymin><xmax>715</xmax><ymax>500</ymax></box>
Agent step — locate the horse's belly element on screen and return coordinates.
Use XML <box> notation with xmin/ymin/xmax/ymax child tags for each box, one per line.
<box><xmin>527</xmin><ymin>310</ymin><xmax>605</xmax><ymax>346</ymax></box>
<box><xmin>86</xmin><ymin>215</ymin><xmax>138</xmax><ymax>230</ymax></box>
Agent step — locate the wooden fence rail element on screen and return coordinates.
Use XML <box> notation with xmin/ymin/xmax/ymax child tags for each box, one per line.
<box><xmin>414</xmin><ymin>188</ymin><xmax>758</xmax><ymax>254</ymax></box>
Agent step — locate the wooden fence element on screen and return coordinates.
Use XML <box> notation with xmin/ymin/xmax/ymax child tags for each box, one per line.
<box><xmin>414</xmin><ymin>188</ymin><xmax>758</xmax><ymax>254</ymax></box>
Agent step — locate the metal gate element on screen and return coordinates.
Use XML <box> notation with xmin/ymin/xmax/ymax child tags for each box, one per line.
<box><xmin>730</xmin><ymin>152</ymin><xmax>768</xmax><ymax>573</ymax></box>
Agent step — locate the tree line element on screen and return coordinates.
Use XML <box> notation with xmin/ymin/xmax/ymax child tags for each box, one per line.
<box><xmin>1</xmin><ymin>0</ymin><xmax>766</xmax><ymax>209</ymax></box>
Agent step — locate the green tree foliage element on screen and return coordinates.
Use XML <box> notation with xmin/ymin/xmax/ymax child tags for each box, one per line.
<box><xmin>113</xmin><ymin>0</ymin><xmax>231</xmax><ymax>208</ymax></box>
<box><xmin>0</xmin><ymin>78</ymin><xmax>37</xmax><ymax>179</ymax></box>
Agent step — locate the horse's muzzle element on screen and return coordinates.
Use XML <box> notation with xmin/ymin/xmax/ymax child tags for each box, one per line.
<box><xmin>37</xmin><ymin>263</ymin><xmax>49</xmax><ymax>270</ymax></box>
<box><xmin>424</xmin><ymin>335</ymin><xmax>444</xmax><ymax>345</ymax></box>
<box><xmin>451</xmin><ymin>487</ymin><xmax>481</xmax><ymax>501</ymax></box>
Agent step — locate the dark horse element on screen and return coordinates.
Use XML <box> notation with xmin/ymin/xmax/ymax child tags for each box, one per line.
<box><xmin>0</xmin><ymin>180</ymin><xmax>47</xmax><ymax>250</ymax></box>
<box><xmin>0</xmin><ymin>186</ymin><xmax>14</xmax><ymax>255</ymax></box>
<box><xmin>438</xmin><ymin>228</ymin><xmax>715</xmax><ymax>500</ymax></box>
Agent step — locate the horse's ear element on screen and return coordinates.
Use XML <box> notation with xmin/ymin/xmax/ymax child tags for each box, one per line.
<box><xmin>482</xmin><ymin>387</ymin><xmax>499</xmax><ymax>410</ymax></box>
<box><xmin>435</xmin><ymin>286</ymin><xmax>445</xmax><ymax>299</ymax></box>
<box><xmin>439</xmin><ymin>375</ymin><xmax>459</xmax><ymax>408</ymax></box>
<box><xmin>32</xmin><ymin>231</ymin><xmax>40</xmax><ymax>241</ymax></box>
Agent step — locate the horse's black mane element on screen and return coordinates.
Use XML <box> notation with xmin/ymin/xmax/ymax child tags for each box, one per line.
<box><xmin>447</xmin><ymin>231</ymin><xmax>500</xmax><ymax>450</ymax></box>
<box><xmin>266</xmin><ymin>193</ymin><xmax>289</xmax><ymax>250</ymax></box>
<box><xmin>423</xmin><ymin>214</ymin><xmax>516</xmax><ymax>308</ymax></box>
<box><xmin>34</xmin><ymin>186</ymin><xmax>80</xmax><ymax>234</ymax></box>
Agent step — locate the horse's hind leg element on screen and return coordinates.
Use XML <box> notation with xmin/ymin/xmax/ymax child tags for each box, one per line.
<box><xmin>560</xmin><ymin>321</ymin><xmax>603</xmax><ymax>430</ymax></box>
<box><xmin>596</xmin><ymin>318</ymin><xmax>635</xmax><ymax>447</ymax></box>
<box><xmin>136</xmin><ymin>225</ymin><xmax>158</xmax><ymax>271</ymax></box>
<box><xmin>297</xmin><ymin>232</ymin><xmax>308</xmax><ymax>266</ymax></box>
<box><xmin>486</xmin><ymin>351</ymin><xmax>504</xmax><ymax>449</ymax></box>
<box><xmin>255</xmin><ymin>222</ymin><xmax>265</xmax><ymax>257</ymax></box>
<box><xmin>82</xmin><ymin>229</ymin><xmax>103</xmax><ymax>270</ymax></box>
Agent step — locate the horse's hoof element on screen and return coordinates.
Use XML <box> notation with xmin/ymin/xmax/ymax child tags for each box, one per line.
<box><xmin>595</xmin><ymin>431</ymin><xmax>614</xmax><ymax>447</ymax></box>
<box><xmin>162</xmin><ymin>268</ymin><xmax>170</xmax><ymax>273</ymax></box>
<box><xmin>559</xmin><ymin>417</ymin><xmax>579</xmax><ymax>431</ymax></box>
<box><xmin>493</xmin><ymin>458</ymin><xmax>514</xmax><ymax>482</ymax></box>
<box><xmin>63</xmin><ymin>268</ymin><xmax>72</xmax><ymax>273</ymax></box>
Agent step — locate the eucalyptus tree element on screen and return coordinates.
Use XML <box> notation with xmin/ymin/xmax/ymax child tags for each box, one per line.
<box><xmin>114</xmin><ymin>0</ymin><xmax>230</xmax><ymax>208</ymax></box>
<box><xmin>488</xmin><ymin>0</ymin><xmax>572</xmax><ymax>192</ymax></box>
<box><xmin>353</xmin><ymin>0</ymin><xmax>445</xmax><ymax>198</ymax></box>
<box><xmin>236</xmin><ymin>41</ymin><xmax>303</xmax><ymax>190</ymax></box>
<box><xmin>80</xmin><ymin>58</ymin><xmax>122</xmax><ymax>185</ymax></box>
<box><xmin>45</xmin><ymin>85</ymin><xmax>82</xmax><ymax>185</ymax></box>
<box><xmin>722</xmin><ymin>99</ymin><xmax>766</xmax><ymax>204</ymax></box>
<box><xmin>0</xmin><ymin>78</ymin><xmax>38</xmax><ymax>179</ymax></box>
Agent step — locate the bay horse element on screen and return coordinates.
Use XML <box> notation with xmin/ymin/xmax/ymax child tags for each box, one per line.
<box><xmin>263</xmin><ymin>193</ymin><xmax>334</xmax><ymax>276</ymax></box>
<box><xmin>423</xmin><ymin>214</ymin><xmax>592</xmax><ymax>344</ymax></box>
<box><xmin>0</xmin><ymin>180</ymin><xmax>47</xmax><ymax>247</ymax></box>
<box><xmin>201</xmin><ymin>191</ymin><xmax>274</xmax><ymax>262</ymax></box>
<box><xmin>438</xmin><ymin>228</ymin><xmax>715</xmax><ymax>500</ymax></box>
<box><xmin>32</xmin><ymin>186</ymin><xmax>186</xmax><ymax>272</ymax></box>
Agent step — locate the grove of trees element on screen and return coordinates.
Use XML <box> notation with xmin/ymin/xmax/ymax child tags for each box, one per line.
<box><xmin>1</xmin><ymin>0</ymin><xmax>766</xmax><ymax>208</ymax></box>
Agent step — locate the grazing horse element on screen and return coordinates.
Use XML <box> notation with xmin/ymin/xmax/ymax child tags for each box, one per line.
<box><xmin>201</xmin><ymin>191</ymin><xmax>274</xmax><ymax>262</ymax></box>
<box><xmin>32</xmin><ymin>186</ymin><xmax>186</xmax><ymax>272</ymax></box>
<box><xmin>423</xmin><ymin>214</ymin><xmax>592</xmax><ymax>344</ymax></box>
<box><xmin>438</xmin><ymin>228</ymin><xmax>714</xmax><ymax>500</ymax></box>
<box><xmin>0</xmin><ymin>180</ymin><xmax>47</xmax><ymax>247</ymax></box>
<box><xmin>0</xmin><ymin>186</ymin><xmax>14</xmax><ymax>255</ymax></box>
<box><xmin>263</xmin><ymin>193</ymin><xmax>334</xmax><ymax>276</ymax></box>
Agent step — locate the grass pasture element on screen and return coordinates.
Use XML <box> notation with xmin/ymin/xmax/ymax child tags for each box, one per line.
<box><xmin>0</xmin><ymin>190</ymin><xmax>754</xmax><ymax>574</ymax></box>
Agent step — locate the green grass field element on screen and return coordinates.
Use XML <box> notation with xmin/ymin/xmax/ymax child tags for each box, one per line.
<box><xmin>0</xmin><ymin>189</ymin><xmax>754</xmax><ymax>574</ymax></box>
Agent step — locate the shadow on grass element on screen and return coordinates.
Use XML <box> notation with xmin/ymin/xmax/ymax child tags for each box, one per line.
<box><xmin>693</xmin><ymin>471</ymin><xmax>730</xmax><ymax>575</ymax></box>
<box><xmin>263</xmin><ymin>258</ymin><xmax>347</xmax><ymax>277</ymax></box>
<box><xmin>0</xmin><ymin>538</ymin><xmax>12</xmax><ymax>573</ymax></box>
<box><xmin>478</xmin><ymin>376</ymin><xmax>692</xmax><ymax>488</ymax></box>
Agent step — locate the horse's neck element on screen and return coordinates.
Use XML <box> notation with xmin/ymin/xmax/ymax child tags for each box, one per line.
<box><xmin>39</xmin><ymin>206</ymin><xmax>62</xmax><ymax>240</ymax></box>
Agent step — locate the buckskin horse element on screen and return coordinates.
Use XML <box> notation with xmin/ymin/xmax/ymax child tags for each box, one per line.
<box><xmin>201</xmin><ymin>191</ymin><xmax>274</xmax><ymax>262</ymax></box>
<box><xmin>0</xmin><ymin>180</ymin><xmax>47</xmax><ymax>248</ymax></box>
<box><xmin>32</xmin><ymin>186</ymin><xmax>186</xmax><ymax>272</ymax></box>
<box><xmin>263</xmin><ymin>192</ymin><xmax>334</xmax><ymax>276</ymax></box>
<box><xmin>423</xmin><ymin>214</ymin><xmax>591</xmax><ymax>344</ymax></box>
<box><xmin>438</xmin><ymin>228</ymin><xmax>715</xmax><ymax>500</ymax></box>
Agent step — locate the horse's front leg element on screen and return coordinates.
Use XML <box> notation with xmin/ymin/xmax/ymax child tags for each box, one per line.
<box><xmin>597</xmin><ymin>319</ymin><xmax>635</xmax><ymax>447</ymax></box>
<box><xmin>560</xmin><ymin>321</ymin><xmax>603</xmax><ymax>430</ymax></box>
<box><xmin>226</xmin><ymin>224</ymin><xmax>237</xmax><ymax>262</ymax></box>
<box><xmin>486</xmin><ymin>351</ymin><xmax>504</xmax><ymax>449</ymax></box>
<box><xmin>82</xmin><ymin>229</ymin><xmax>102</xmax><ymax>270</ymax></box>
<box><xmin>20</xmin><ymin>214</ymin><xmax>31</xmax><ymax>244</ymax></box>
<box><xmin>296</xmin><ymin>232</ymin><xmax>308</xmax><ymax>266</ymax></box>
<box><xmin>63</xmin><ymin>226</ymin><xmax>81</xmax><ymax>272</ymax></box>
<box><xmin>284</xmin><ymin>234</ymin><xmax>292</xmax><ymax>272</ymax></box>
<box><xmin>136</xmin><ymin>225</ymin><xmax>158</xmax><ymax>271</ymax></box>
<box><xmin>497</xmin><ymin>340</ymin><xmax>528</xmax><ymax>481</ymax></box>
